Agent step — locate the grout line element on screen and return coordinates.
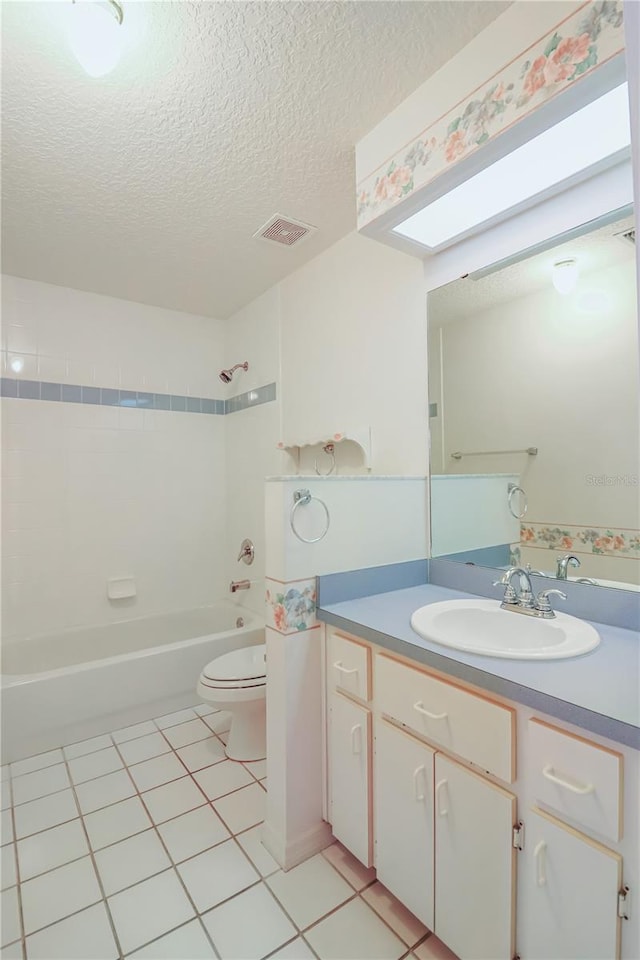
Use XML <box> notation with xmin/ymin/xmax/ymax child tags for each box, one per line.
<box><xmin>7</xmin><ymin>766</ymin><xmax>27</xmax><ymax>958</ymax></box>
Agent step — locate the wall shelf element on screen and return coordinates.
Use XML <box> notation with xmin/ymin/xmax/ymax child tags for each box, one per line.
<box><xmin>277</xmin><ymin>428</ymin><xmax>372</xmax><ymax>471</ymax></box>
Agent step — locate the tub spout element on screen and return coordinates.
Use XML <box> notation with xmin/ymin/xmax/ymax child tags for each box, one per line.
<box><xmin>230</xmin><ymin>579</ymin><xmax>251</xmax><ymax>593</ymax></box>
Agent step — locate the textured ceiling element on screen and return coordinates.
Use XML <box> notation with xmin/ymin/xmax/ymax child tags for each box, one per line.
<box><xmin>2</xmin><ymin>0</ymin><xmax>509</xmax><ymax>319</ymax></box>
<box><xmin>429</xmin><ymin>214</ymin><xmax>637</xmax><ymax>326</ymax></box>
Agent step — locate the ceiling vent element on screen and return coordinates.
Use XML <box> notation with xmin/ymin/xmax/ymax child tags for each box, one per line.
<box><xmin>616</xmin><ymin>228</ymin><xmax>636</xmax><ymax>245</ymax></box>
<box><xmin>253</xmin><ymin>215</ymin><xmax>316</xmax><ymax>247</ymax></box>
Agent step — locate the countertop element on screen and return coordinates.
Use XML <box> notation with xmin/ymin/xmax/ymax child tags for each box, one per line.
<box><xmin>318</xmin><ymin>583</ymin><xmax>640</xmax><ymax>749</ymax></box>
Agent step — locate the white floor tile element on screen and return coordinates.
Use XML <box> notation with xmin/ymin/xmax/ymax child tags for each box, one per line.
<box><xmin>75</xmin><ymin>770</ymin><xmax>135</xmax><ymax>815</ymax></box>
<box><xmin>20</xmin><ymin>856</ymin><xmax>102</xmax><ymax>935</ymax></box>
<box><xmin>202</xmin><ymin>882</ymin><xmax>296</xmax><ymax>959</ymax></box>
<box><xmin>305</xmin><ymin>897</ymin><xmax>406</xmax><ymax>960</ymax></box>
<box><xmin>213</xmin><ymin>782</ymin><xmax>266</xmax><ymax>834</ymax></box>
<box><xmin>83</xmin><ymin>796</ymin><xmax>152</xmax><ymax>851</ymax></box>
<box><xmin>267</xmin><ymin>938</ymin><xmax>316</xmax><ymax>959</ymax></box>
<box><xmin>11</xmin><ymin>764</ymin><xmax>70</xmax><ymax>806</ymax></box>
<box><xmin>243</xmin><ymin>759</ymin><xmax>267</xmax><ymax>780</ymax></box>
<box><xmin>175</xmin><ymin>737</ymin><xmax>226</xmax><ymax>773</ymax></box>
<box><xmin>68</xmin><ymin>747</ymin><xmax>123</xmax><ymax>785</ymax></box>
<box><xmin>267</xmin><ymin>854</ymin><xmax>353</xmax><ymax>930</ymax></box>
<box><xmin>322</xmin><ymin>843</ymin><xmax>376</xmax><ymax>892</ymax></box>
<box><xmin>177</xmin><ymin>839</ymin><xmax>259</xmax><ymax>913</ymax></box>
<box><xmin>94</xmin><ymin>828</ymin><xmax>171</xmax><ymax>895</ymax></box>
<box><xmin>413</xmin><ymin>935</ymin><xmax>459</xmax><ymax>960</ymax></box>
<box><xmin>1</xmin><ymin>781</ymin><xmax>11</xmax><ymax>811</ymax></box>
<box><xmin>10</xmin><ymin>750</ymin><xmax>64</xmax><ymax>779</ymax></box>
<box><xmin>128</xmin><ymin>754</ymin><xmax>186</xmax><ymax>793</ymax></box>
<box><xmin>194</xmin><ymin>761</ymin><xmax>254</xmax><ymax>802</ymax></box>
<box><xmin>128</xmin><ymin>919</ymin><xmax>216</xmax><ymax>959</ymax></box>
<box><xmin>14</xmin><ymin>789</ymin><xmax>77</xmax><ymax>839</ymax></box>
<box><xmin>361</xmin><ymin>882</ymin><xmax>428</xmax><ymax>947</ymax></box>
<box><xmin>17</xmin><ymin>819</ymin><xmax>89</xmax><ymax>881</ymax></box>
<box><xmin>24</xmin><ymin>902</ymin><xmax>118</xmax><ymax>959</ymax></box>
<box><xmin>1</xmin><ymin>886</ymin><xmax>21</xmax><ymax>947</ymax></box>
<box><xmin>64</xmin><ymin>735</ymin><xmax>113</xmax><ymax>760</ymax></box>
<box><xmin>155</xmin><ymin>709</ymin><xmax>197</xmax><ymax>730</ymax></box>
<box><xmin>236</xmin><ymin>825</ymin><xmax>280</xmax><ymax>877</ymax></box>
<box><xmin>117</xmin><ymin>732</ymin><xmax>170</xmax><ymax>766</ymax></box>
<box><xmin>202</xmin><ymin>712</ymin><xmax>231</xmax><ymax>735</ymax></box>
<box><xmin>162</xmin><ymin>719</ymin><xmax>212</xmax><ymax>750</ymax></box>
<box><xmin>112</xmin><ymin>721</ymin><xmax>156</xmax><ymax>744</ymax></box>
<box><xmin>141</xmin><ymin>776</ymin><xmax>206</xmax><ymax>825</ymax></box>
<box><xmin>1</xmin><ymin>809</ymin><xmax>14</xmax><ymax>844</ymax></box>
<box><xmin>193</xmin><ymin>704</ymin><xmax>218</xmax><ymax>717</ymax></box>
<box><xmin>108</xmin><ymin>869</ymin><xmax>195</xmax><ymax>955</ymax></box>
<box><xmin>157</xmin><ymin>805</ymin><xmax>229</xmax><ymax>863</ymax></box>
<box><xmin>1</xmin><ymin>844</ymin><xmax>17</xmax><ymax>890</ymax></box>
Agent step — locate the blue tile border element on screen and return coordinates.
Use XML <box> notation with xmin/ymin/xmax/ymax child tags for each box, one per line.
<box><xmin>0</xmin><ymin>378</ymin><xmax>277</xmax><ymax>417</ymax></box>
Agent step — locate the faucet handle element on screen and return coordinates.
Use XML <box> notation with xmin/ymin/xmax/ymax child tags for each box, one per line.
<box><xmin>536</xmin><ymin>588</ymin><xmax>567</xmax><ymax>614</ymax></box>
<box><xmin>493</xmin><ymin>574</ymin><xmax>517</xmax><ymax>604</ymax></box>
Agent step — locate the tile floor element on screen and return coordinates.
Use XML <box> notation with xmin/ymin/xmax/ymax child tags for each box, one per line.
<box><xmin>0</xmin><ymin>704</ymin><xmax>457</xmax><ymax>960</ymax></box>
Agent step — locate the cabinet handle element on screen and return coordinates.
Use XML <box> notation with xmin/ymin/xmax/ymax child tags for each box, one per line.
<box><xmin>413</xmin><ymin>765</ymin><xmax>426</xmax><ymax>802</ymax></box>
<box><xmin>350</xmin><ymin>724</ymin><xmax>362</xmax><ymax>755</ymax></box>
<box><xmin>542</xmin><ymin>765</ymin><xmax>594</xmax><ymax>795</ymax></box>
<box><xmin>414</xmin><ymin>701</ymin><xmax>447</xmax><ymax>721</ymax></box>
<box><xmin>334</xmin><ymin>661</ymin><xmax>358</xmax><ymax>676</ymax></box>
<box><xmin>534</xmin><ymin>840</ymin><xmax>547</xmax><ymax>887</ymax></box>
<box><xmin>435</xmin><ymin>778</ymin><xmax>448</xmax><ymax>816</ymax></box>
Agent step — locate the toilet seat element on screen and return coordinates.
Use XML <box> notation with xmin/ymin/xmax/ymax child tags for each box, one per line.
<box><xmin>200</xmin><ymin>644</ymin><xmax>266</xmax><ymax>690</ymax></box>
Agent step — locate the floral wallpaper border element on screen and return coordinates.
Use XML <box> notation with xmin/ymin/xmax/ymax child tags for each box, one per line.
<box><xmin>520</xmin><ymin>522</ymin><xmax>640</xmax><ymax>558</ymax></box>
<box><xmin>357</xmin><ymin>0</ymin><xmax>624</xmax><ymax>228</ymax></box>
<box><xmin>266</xmin><ymin>577</ymin><xmax>318</xmax><ymax>634</ymax></box>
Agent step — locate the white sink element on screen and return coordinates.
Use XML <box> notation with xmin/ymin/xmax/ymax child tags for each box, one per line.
<box><xmin>410</xmin><ymin>599</ymin><xmax>600</xmax><ymax>660</ymax></box>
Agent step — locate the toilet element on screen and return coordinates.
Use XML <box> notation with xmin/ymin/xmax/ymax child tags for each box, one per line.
<box><xmin>197</xmin><ymin>644</ymin><xmax>266</xmax><ymax>762</ymax></box>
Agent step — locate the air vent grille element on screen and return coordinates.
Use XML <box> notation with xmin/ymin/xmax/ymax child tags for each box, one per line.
<box><xmin>254</xmin><ymin>215</ymin><xmax>316</xmax><ymax>247</ymax></box>
<box><xmin>615</xmin><ymin>228</ymin><xmax>635</xmax><ymax>245</ymax></box>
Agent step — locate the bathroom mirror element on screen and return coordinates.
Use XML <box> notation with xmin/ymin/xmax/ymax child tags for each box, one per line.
<box><xmin>427</xmin><ymin>210</ymin><xmax>639</xmax><ymax>592</ymax></box>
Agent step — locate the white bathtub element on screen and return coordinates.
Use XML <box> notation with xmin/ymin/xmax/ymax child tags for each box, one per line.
<box><xmin>1</xmin><ymin>602</ymin><xmax>264</xmax><ymax>763</ymax></box>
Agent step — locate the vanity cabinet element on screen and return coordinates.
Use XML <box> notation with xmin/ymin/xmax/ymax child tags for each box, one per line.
<box><xmin>328</xmin><ymin>692</ymin><xmax>372</xmax><ymax>867</ymax></box>
<box><xmin>518</xmin><ymin>807</ymin><xmax>622</xmax><ymax>960</ymax></box>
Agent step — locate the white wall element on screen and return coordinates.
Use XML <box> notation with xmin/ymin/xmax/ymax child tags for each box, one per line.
<box><xmin>1</xmin><ymin>276</ymin><xmax>227</xmax><ymax>640</ymax></box>
<box><xmin>279</xmin><ymin>232</ymin><xmax>429</xmax><ymax>476</ymax></box>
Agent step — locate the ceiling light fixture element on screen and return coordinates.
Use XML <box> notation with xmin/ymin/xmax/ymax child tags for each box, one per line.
<box><xmin>393</xmin><ymin>82</ymin><xmax>631</xmax><ymax>251</ymax></box>
<box><xmin>552</xmin><ymin>258</ymin><xmax>579</xmax><ymax>296</ymax></box>
<box><xmin>69</xmin><ymin>0</ymin><xmax>124</xmax><ymax>78</ymax></box>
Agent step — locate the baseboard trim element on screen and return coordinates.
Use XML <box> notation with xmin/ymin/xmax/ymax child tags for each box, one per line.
<box><xmin>261</xmin><ymin>819</ymin><xmax>334</xmax><ymax>871</ymax></box>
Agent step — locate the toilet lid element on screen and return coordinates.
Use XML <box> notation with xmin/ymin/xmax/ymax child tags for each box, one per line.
<box><xmin>203</xmin><ymin>644</ymin><xmax>266</xmax><ymax>683</ymax></box>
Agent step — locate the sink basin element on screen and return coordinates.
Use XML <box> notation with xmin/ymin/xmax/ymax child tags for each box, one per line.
<box><xmin>410</xmin><ymin>599</ymin><xmax>600</xmax><ymax>660</ymax></box>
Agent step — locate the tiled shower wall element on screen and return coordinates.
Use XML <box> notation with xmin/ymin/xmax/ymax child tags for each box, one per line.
<box><xmin>1</xmin><ymin>276</ymin><xmax>228</xmax><ymax>640</ymax></box>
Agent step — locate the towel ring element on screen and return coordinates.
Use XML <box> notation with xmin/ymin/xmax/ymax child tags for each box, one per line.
<box><xmin>314</xmin><ymin>443</ymin><xmax>336</xmax><ymax>477</ymax></box>
<box><xmin>290</xmin><ymin>489</ymin><xmax>330</xmax><ymax>543</ymax></box>
<box><xmin>508</xmin><ymin>483</ymin><xmax>528</xmax><ymax>520</ymax></box>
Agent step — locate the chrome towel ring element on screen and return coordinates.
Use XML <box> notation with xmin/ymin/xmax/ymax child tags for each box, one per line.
<box><xmin>314</xmin><ymin>443</ymin><xmax>336</xmax><ymax>476</ymax></box>
<box><xmin>290</xmin><ymin>489</ymin><xmax>330</xmax><ymax>543</ymax></box>
<box><xmin>508</xmin><ymin>483</ymin><xmax>528</xmax><ymax>520</ymax></box>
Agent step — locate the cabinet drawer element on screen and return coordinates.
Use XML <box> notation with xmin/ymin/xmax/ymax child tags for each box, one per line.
<box><xmin>528</xmin><ymin>719</ymin><xmax>623</xmax><ymax>842</ymax></box>
<box><xmin>328</xmin><ymin>632</ymin><xmax>371</xmax><ymax>702</ymax></box>
<box><xmin>376</xmin><ymin>654</ymin><xmax>514</xmax><ymax>782</ymax></box>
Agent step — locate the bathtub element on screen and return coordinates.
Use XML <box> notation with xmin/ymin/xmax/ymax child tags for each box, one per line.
<box><xmin>1</xmin><ymin>602</ymin><xmax>264</xmax><ymax>763</ymax></box>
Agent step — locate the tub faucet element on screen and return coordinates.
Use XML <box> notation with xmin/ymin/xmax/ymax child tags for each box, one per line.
<box><xmin>556</xmin><ymin>554</ymin><xmax>580</xmax><ymax>580</ymax></box>
<box><xmin>230</xmin><ymin>579</ymin><xmax>251</xmax><ymax>593</ymax></box>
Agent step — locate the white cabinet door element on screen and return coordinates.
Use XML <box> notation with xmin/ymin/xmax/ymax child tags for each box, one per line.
<box><xmin>329</xmin><ymin>693</ymin><xmax>372</xmax><ymax>867</ymax></box>
<box><xmin>374</xmin><ymin>719</ymin><xmax>435</xmax><ymax>929</ymax></box>
<box><xmin>435</xmin><ymin>754</ymin><xmax>516</xmax><ymax>960</ymax></box>
<box><xmin>519</xmin><ymin>807</ymin><xmax>622</xmax><ymax>960</ymax></box>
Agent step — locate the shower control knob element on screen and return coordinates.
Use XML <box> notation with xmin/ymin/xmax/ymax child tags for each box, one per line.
<box><xmin>237</xmin><ymin>539</ymin><xmax>255</xmax><ymax>565</ymax></box>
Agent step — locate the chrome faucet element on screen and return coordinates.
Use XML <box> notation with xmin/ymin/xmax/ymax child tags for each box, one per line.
<box><xmin>556</xmin><ymin>554</ymin><xmax>580</xmax><ymax>580</ymax></box>
<box><xmin>494</xmin><ymin>567</ymin><xmax>566</xmax><ymax>619</ymax></box>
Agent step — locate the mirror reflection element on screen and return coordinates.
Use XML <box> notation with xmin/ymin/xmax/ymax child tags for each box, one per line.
<box><xmin>428</xmin><ymin>212</ymin><xmax>639</xmax><ymax>592</ymax></box>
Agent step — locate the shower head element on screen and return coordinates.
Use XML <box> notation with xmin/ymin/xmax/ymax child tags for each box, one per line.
<box><xmin>219</xmin><ymin>362</ymin><xmax>248</xmax><ymax>384</ymax></box>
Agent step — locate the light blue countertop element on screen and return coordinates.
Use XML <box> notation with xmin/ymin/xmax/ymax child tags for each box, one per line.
<box><xmin>318</xmin><ymin>583</ymin><xmax>640</xmax><ymax>749</ymax></box>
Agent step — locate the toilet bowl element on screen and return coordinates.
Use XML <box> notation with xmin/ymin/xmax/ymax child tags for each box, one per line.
<box><xmin>197</xmin><ymin>643</ymin><xmax>266</xmax><ymax>762</ymax></box>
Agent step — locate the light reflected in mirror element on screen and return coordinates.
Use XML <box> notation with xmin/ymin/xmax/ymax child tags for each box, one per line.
<box><xmin>428</xmin><ymin>212</ymin><xmax>639</xmax><ymax>592</ymax></box>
